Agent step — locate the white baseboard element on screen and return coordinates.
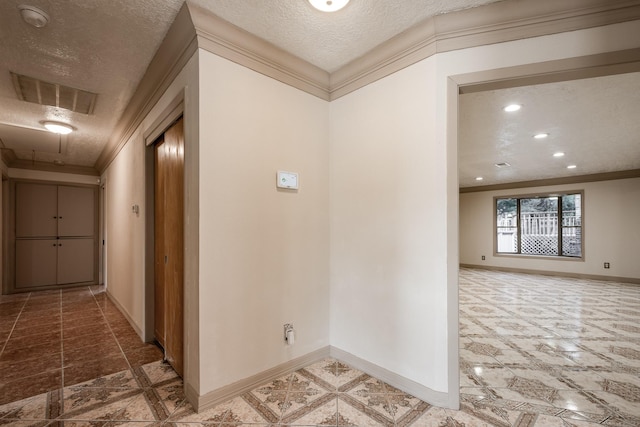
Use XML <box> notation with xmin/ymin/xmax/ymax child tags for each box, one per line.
<box><xmin>329</xmin><ymin>346</ymin><xmax>455</xmax><ymax>409</ymax></box>
<box><xmin>194</xmin><ymin>346</ymin><xmax>330</xmax><ymax>412</ymax></box>
<box><xmin>189</xmin><ymin>345</ymin><xmax>456</xmax><ymax>413</ymax></box>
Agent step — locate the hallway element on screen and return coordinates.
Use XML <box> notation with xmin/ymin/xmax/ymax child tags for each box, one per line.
<box><xmin>0</xmin><ymin>285</ymin><xmax>163</xmax><ymax>405</ymax></box>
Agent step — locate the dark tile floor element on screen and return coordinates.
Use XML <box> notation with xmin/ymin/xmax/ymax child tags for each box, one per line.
<box><xmin>0</xmin><ymin>285</ymin><xmax>163</xmax><ymax>405</ymax></box>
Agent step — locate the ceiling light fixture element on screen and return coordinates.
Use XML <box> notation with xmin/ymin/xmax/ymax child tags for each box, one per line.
<box><xmin>475</xmin><ymin>177</ymin><xmax>483</xmax><ymax>181</ymax></box>
<box><xmin>534</xmin><ymin>133</ymin><xmax>549</xmax><ymax>139</ymax></box>
<box><xmin>308</xmin><ymin>0</ymin><xmax>350</xmax><ymax>12</ymax></box>
<box><xmin>503</xmin><ymin>104</ymin><xmax>521</xmax><ymax>112</ymax></box>
<box><xmin>43</xmin><ymin>121</ymin><xmax>74</xmax><ymax>134</ymax></box>
<box><xmin>567</xmin><ymin>165</ymin><xmax>577</xmax><ymax>169</ymax></box>
<box><xmin>553</xmin><ymin>152</ymin><xmax>565</xmax><ymax>157</ymax></box>
<box><xmin>18</xmin><ymin>4</ymin><xmax>49</xmax><ymax>28</ymax></box>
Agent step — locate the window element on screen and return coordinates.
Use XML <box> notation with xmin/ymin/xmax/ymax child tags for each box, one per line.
<box><xmin>496</xmin><ymin>193</ymin><xmax>582</xmax><ymax>258</ymax></box>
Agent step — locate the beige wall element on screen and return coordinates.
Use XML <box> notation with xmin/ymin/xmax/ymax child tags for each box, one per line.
<box><xmin>330</xmin><ymin>19</ymin><xmax>640</xmax><ymax>408</ymax></box>
<box><xmin>96</xmin><ymin>15</ymin><xmax>640</xmax><ymax>410</ymax></box>
<box><xmin>196</xmin><ymin>51</ymin><xmax>330</xmax><ymax>394</ymax></box>
<box><xmin>460</xmin><ymin>178</ymin><xmax>640</xmax><ymax>280</ymax></box>
<box><xmin>330</xmin><ymin>58</ymin><xmax>453</xmax><ymax>398</ymax></box>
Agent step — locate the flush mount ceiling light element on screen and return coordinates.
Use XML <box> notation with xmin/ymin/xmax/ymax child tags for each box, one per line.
<box><xmin>475</xmin><ymin>177</ymin><xmax>483</xmax><ymax>181</ymax></box>
<box><xmin>567</xmin><ymin>164</ymin><xmax>577</xmax><ymax>169</ymax></box>
<box><xmin>553</xmin><ymin>152</ymin><xmax>565</xmax><ymax>157</ymax></box>
<box><xmin>43</xmin><ymin>121</ymin><xmax>74</xmax><ymax>134</ymax></box>
<box><xmin>308</xmin><ymin>0</ymin><xmax>350</xmax><ymax>12</ymax></box>
<box><xmin>503</xmin><ymin>104</ymin><xmax>521</xmax><ymax>112</ymax></box>
<box><xmin>534</xmin><ymin>133</ymin><xmax>549</xmax><ymax>139</ymax></box>
<box><xmin>18</xmin><ymin>4</ymin><xmax>49</xmax><ymax>28</ymax></box>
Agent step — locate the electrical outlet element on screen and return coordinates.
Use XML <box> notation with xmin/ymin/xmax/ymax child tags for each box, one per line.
<box><xmin>481</xmin><ymin>255</ymin><xmax>486</xmax><ymax>260</ymax></box>
<box><xmin>604</xmin><ymin>262</ymin><xmax>610</xmax><ymax>269</ymax></box>
<box><xmin>284</xmin><ymin>323</ymin><xmax>293</xmax><ymax>342</ymax></box>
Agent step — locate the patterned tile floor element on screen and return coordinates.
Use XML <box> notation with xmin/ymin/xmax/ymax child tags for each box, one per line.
<box><xmin>459</xmin><ymin>268</ymin><xmax>640</xmax><ymax>426</ymax></box>
<box><xmin>0</xmin><ymin>285</ymin><xmax>163</xmax><ymax>405</ymax></box>
<box><xmin>1</xmin><ymin>269</ymin><xmax>639</xmax><ymax>425</ymax></box>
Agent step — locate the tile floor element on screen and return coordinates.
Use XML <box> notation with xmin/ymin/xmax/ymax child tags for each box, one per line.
<box><xmin>1</xmin><ymin>269</ymin><xmax>639</xmax><ymax>426</ymax></box>
<box><xmin>458</xmin><ymin>268</ymin><xmax>640</xmax><ymax>426</ymax></box>
<box><xmin>0</xmin><ymin>285</ymin><xmax>163</xmax><ymax>405</ymax></box>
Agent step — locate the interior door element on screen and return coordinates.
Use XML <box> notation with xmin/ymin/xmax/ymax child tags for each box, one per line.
<box><xmin>15</xmin><ymin>183</ymin><xmax>57</xmax><ymax>237</ymax></box>
<box><xmin>154</xmin><ymin>117</ymin><xmax>184</xmax><ymax>377</ymax></box>
<box><xmin>58</xmin><ymin>186</ymin><xmax>95</xmax><ymax>237</ymax></box>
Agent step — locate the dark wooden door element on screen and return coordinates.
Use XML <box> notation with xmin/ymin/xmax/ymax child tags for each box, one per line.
<box><xmin>154</xmin><ymin>117</ymin><xmax>184</xmax><ymax>377</ymax></box>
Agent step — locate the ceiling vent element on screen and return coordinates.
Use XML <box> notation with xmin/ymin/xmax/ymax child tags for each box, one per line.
<box><xmin>11</xmin><ymin>72</ymin><xmax>97</xmax><ymax>115</ymax></box>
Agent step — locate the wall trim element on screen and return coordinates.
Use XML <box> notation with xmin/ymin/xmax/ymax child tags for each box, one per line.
<box><xmin>94</xmin><ymin>3</ymin><xmax>198</xmax><ymax>172</ymax></box>
<box><xmin>460</xmin><ymin>169</ymin><xmax>640</xmax><ymax>193</ymax></box>
<box><xmin>187</xmin><ymin>2</ymin><xmax>330</xmax><ymax>101</ymax></box>
<box><xmin>193</xmin><ymin>346</ymin><xmax>330</xmax><ymax>412</ymax></box>
<box><xmin>94</xmin><ymin>0</ymin><xmax>640</xmax><ymax>171</ymax></box>
<box><xmin>330</xmin><ymin>0</ymin><xmax>640</xmax><ymax>100</ymax></box>
<box><xmin>8</xmin><ymin>159</ymin><xmax>99</xmax><ymax>176</ymax></box>
<box><xmin>105</xmin><ymin>290</ymin><xmax>144</xmax><ymax>338</ymax></box>
<box><xmin>329</xmin><ymin>347</ymin><xmax>455</xmax><ymax>410</ymax></box>
<box><xmin>460</xmin><ymin>264</ymin><xmax>640</xmax><ymax>285</ymax></box>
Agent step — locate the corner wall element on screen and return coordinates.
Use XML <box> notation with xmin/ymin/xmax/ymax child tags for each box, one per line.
<box><xmin>330</xmin><ymin>19</ymin><xmax>640</xmax><ymax>409</ymax></box>
<box><xmin>460</xmin><ymin>178</ymin><xmax>640</xmax><ymax>281</ymax></box>
<box><xmin>196</xmin><ymin>51</ymin><xmax>330</xmax><ymax>396</ymax></box>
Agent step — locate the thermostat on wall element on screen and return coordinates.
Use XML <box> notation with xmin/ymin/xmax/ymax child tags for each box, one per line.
<box><xmin>277</xmin><ymin>171</ymin><xmax>299</xmax><ymax>189</ymax></box>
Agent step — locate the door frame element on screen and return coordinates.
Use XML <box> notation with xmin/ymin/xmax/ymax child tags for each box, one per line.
<box><xmin>143</xmin><ymin>95</ymin><xmax>185</xmax><ymax>344</ymax></box>
<box><xmin>451</xmin><ymin>48</ymin><xmax>640</xmax><ymax>407</ymax></box>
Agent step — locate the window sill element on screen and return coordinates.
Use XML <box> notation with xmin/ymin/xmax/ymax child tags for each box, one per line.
<box><xmin>494</xmin><ymin>253</ymin><xmax>584</xmax><ymax>262</ymax></box>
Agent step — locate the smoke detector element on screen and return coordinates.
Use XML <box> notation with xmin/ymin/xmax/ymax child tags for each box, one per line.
<box><xmin>18</xmin><ymin>5</ymin><xmax>49</xmax><ymax>28</ymax></box>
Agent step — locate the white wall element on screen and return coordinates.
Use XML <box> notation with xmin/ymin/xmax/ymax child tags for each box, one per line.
<box><xmin>197</xmin><ymin>51</ymin><xmax>330</xmax><ymax>394</ymax></box>
<box><xmin>460</xmin><ymin>178</ymin><xmax>640</xmax><ymax>280</ymax></box>
<box><xmin>330</xmin><ymin>19</ymin><xmax>640</xmax><ymax>408</ymax></box>
<box><xmin>330</xmin><ymin>59</ymin><xmax>453</xmax><ymax>398</ymax></box>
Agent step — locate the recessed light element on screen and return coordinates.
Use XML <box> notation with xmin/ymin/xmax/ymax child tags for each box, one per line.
<box><xmin>475</xmin><ymin>177</ymin><xmax>483</xmax><ymax>181</ymax></box>
<box><xmin>553</xmin><ymin>152</ymin><xmax>565</xmax><ymax>157</ymax></box>
<box><xmin>308</xmin><ymin>0</ymin><xmax>350</xmax><ymax>12</ymax></box>
<box><xmin>42</xmin><ymin>121</ymin><xmax>74</xmax><ymax>134</ymax></box>
<box><xmin>567</xmin><ymin>165</ymin><xmax>577</xmax><ymax>169</ymax></box>
<box><xmin>534</xmin><ymin>133</ymin><xmax>549</xmax><ymax>139</ymax></box>
<box><xmin>503</xmin><ymin>104</ymin><xmax>521</xmax><ymax>112</ymax></box>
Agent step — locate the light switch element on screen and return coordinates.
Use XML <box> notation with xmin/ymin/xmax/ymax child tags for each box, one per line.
<box><xmin>277</xmin><ymin>171</ymin><xmax>298</xmax><ymax>189</ymax></box>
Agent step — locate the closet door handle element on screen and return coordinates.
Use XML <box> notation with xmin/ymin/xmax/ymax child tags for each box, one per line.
<box><xmin>53</xmin><ymin>216</ymin><xmax>57</xmax><ymax>219</ymax></box>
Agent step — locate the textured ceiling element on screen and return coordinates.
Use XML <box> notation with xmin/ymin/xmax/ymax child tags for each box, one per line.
<box><xmin>0</xmin><ymin>0</ymin><xmax>637</xmax><ymax>186</ymax></box>
<box><xmin>191</xmin><ymin>0</ymin><xmax>504</xmax><ymax>72</ymax></box>
<box><xmin>459</xmin><ymin>72</ymin><xmax>640</xmax><ymax>188</ymax></box>
<box><xmin>0</xmin><ymin>0</ymin><xmax>184</xmax><ymax>166</ymax></box>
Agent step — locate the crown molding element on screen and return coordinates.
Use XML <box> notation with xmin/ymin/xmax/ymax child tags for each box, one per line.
<box><xmin>187</xmin><ymin>2</ymin><xmax>330</xmax><ymax>101</ymax></box>
<box><xmin>330</xmin><ymin>0</ymin><xmax>640</xmax><ymax>100</ymax></box>
<box><xmin>8</xmin><ymin>158</ymin><xmax>99</xmax><ymax>176</ymax></box>
<box><xmin>459</xmin><ymin>169</ymin><xmax>640</xmax><ymax>193</ymax></box>
<box><xmin>94</xmin><ymin>3</ymin><xmax>198</xmax><ymax>172</ymax></box>
<box><xmin>93</xmin><ymin>0</ymin><xmax>640</xmax><ymax>171</ymax></box>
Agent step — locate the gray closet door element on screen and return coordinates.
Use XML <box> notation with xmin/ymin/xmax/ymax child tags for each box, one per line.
<box><xmin>15</xmin><ymin>239</ymin><xmax>58</xmax><ymax>288</ymax></box>
<box><xmin>58</xmin><ymin>186</ymin><xmax>95</xmax><ymax>237</ymax></box>
<box><xmin>57</xmin><ymin>238</ymin><xmax>94</xmax><ymax>284</ymax></box>
<box><xmin>16</xmin><ymin>183</ymin><xmax>58</xmax><ymax>237</ymax></box>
